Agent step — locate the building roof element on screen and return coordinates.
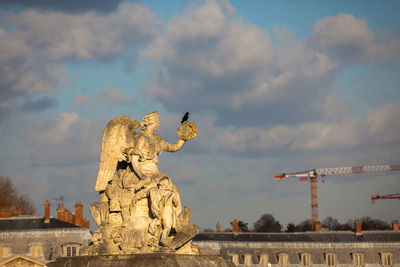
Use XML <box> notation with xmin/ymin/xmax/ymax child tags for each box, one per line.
<box><xmin>0</xmin><ymin>217</ymin><xmax>82</xmax><ymax>231</ymax></box>
<box><xmin>194</xmin><ymin>231</ymin><xmax>400</xmax><ymax>243</ymax></box>
<box><xmin>0</xmin><ymin>254</ymin><xmax>46</xmax><ymax>267</ymax></box>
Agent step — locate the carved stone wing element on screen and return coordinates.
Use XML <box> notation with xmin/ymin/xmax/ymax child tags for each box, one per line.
<box><xmin>95</xmin><ymin>116</ymin><xmax>140</xmax><ymax>191</ymax></box>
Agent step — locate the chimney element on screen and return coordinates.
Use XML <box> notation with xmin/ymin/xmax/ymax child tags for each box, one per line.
<box><xmin>216</xmin><ymin>222</ymin><xmax>221</xmax><ymax>232</ymax></box>
<box><xmin>83</xmin><ymin>219</ymin><xmax>90</xmax><ymax>229</ymax></box>
<box><xmin>232</xmin><ymin>219</ymin><xmax>239</xmax><ymax>233</ymax></box>
<box><xmin>66</xmin><ymin>209</ymin><xmax>73</xmax><ymax>223</ymax></box>
<box><xmin>57</xmin><ymin>204</ymin><xmax>65</xmax><ymax>221</ymax></box>
<box><xmin>392</xmin><ymin>220</ymin><xmax>399</xmax><ymax>231</ymax></box>
<box><xmin>0</xmin><ymin>206</ymin><xmax>12</xmax><ymax>218</ymax></box>
<box><xmin>74</xmin><ymin>202</ymin><xmax>83</xmax><ymax>226</ymax></box>
<box><xmin>355</xmin><ymin>219</ymin><xmax>362</xmax><ymax>235</ymax></box>
<box><xmin>44</xmin><ymin>200</ymin><xmax>50</xmax><ymax>223</ymax></box>
<box><xmin>314</xmin><ymin>221</ymin><xmax>322</xmax><ymax>232</ymax></box>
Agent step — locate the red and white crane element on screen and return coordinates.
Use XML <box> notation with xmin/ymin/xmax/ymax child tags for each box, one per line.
<box><xmin>371</xmin><ymin>193</ymin><xmax>400</xmax><ymax>203</ymax></box>
<box><xmin>275</xmin><ymin>164</ymin><xmax>400</xmax><ymax>230</ymax></box>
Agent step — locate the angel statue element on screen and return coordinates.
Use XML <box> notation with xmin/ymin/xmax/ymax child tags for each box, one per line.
<box><xmin>84</xmin><ymin>111</ymin><xmax>200</xmax><ymax>256</ymax></box>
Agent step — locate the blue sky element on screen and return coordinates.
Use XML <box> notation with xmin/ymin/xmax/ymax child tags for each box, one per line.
<box><xmin>0</xmin><ymin>0</ymin><xmax>399</xmax><ymax>231</ymax></box>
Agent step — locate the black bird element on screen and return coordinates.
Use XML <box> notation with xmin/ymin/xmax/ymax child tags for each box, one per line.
<box><xmin>181</xmin><ymin>112</ymin><xmax>189</xmax><ymax>124</ymax></box>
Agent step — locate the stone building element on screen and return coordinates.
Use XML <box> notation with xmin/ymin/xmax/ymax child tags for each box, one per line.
<box><xmin>193</xmin><ymin>220</ymin><xmax>400</xmax><ymax>267</ymax></box>
<box><xmin>0</xmin><ymin>201</ymin><xmax>91</xmax><ymax>265</ymax></box>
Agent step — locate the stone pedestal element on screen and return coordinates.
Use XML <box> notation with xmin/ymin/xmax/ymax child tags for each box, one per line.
<box><xmin>47</xmin><ymin>253</ymin><xmax>234</xmax><ymax>267</ymax></box>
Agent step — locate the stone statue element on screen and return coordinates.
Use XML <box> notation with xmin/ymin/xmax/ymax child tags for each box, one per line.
<box><xmin>82</xmin><ymin>111</ymin><xmax>199</xmax><ymax>255</ymax></box>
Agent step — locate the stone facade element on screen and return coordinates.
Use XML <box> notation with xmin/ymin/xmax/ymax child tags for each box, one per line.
<box><xmin>0</xmin><ymin>221</ymin><xmax>91</xmax><ymax>262</ymax></box>
<box><xmin>0</xmin><ymin>202</ymin><xmax>92</xmax><ymax>264</ymax></box>
<box><xmin>193</xmin><ymin>230</ymin><xmax>400</xmax><ymax>267</ymax></box>
<box><xmin>48</xmin><ymin>253</ymin><xmax>235</xmax><ymax>267</ymax></box>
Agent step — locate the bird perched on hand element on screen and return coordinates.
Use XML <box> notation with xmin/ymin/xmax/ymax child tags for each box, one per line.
<box><xmin>181</xmin><ymin>112</ymin><xmax>189</xmax><ymax>124</ymax></box>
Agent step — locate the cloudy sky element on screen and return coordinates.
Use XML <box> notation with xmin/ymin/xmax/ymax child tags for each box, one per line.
<box><xmin>1</xmin><ymin>0</ymin><xmax>399</xmax><ymax>231</ymax></box>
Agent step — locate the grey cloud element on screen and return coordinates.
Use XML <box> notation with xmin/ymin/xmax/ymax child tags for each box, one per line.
<box><xmin>0</xmin><ymin>0</ymin><xmax>132</xmax><ymax>14</ymax></box>
<box><xmin>75</xmin><ymin>86</ymin><xmax>136</xmax><ymax>108</ymax></box>
<box><xmin>0</xmin><ymin>3</ymin><xmax>158</xmax><ymax>117</ymax></box>
<box><xmin>26</xmin><ymin>112</ymin><xmax>105</xmax><ymax>167</ymax></box>
<box><xmin>20</xmin><ymin>96</ymin><xmax>58</xmax><ymax>112</ymax></box>
<box><xmin>0</xmin><ymin>27</ymin><xmax>68</xmax><ymax>100</ymax></box>
<box><xmin>3</xmin><ymin>3</ymin><xmax>158</xmax><ymax>61</ymax></box>
<box><xmin>365</xmin><ymin>102</ymin><xmax>400</xmax><ymax>145</ymax></box>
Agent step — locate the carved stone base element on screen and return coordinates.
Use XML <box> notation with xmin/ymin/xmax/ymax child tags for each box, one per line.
<box><xmin>47</xmin><ymin>253</ymin><xmax>234</xmax><ymax>267</ymax></box>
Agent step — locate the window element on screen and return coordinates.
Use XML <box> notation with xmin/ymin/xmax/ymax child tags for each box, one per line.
<box><xmin>299</xmin><ymin>253</ymin><xmax>312</xmax><ymax>266</ymax></box>
<box><xmin>0</xmin><ymin>246</ymin><xmax>10</xmax><ymax>258</ymax></box>
<box><xmin>63</xmin><ymin>243</ymin><xmax>81</xmax><ymax>257</ymax></box>
<box><xmin>352</xmin><ymin>253</ymin><xmax>365</xmax><ymax>266</ymax></box>
<box><xmin>380</xmin><ymin>252</ymin><xmax>393</xmax><ymax>266</ymax></box>
<box><xmin>253</xmin><ymin>253</ymin><xmax>261</xmax><ymax>265</ymax></box>
<box><xmin>277</xmin><ymin>253</ymin><xmax>289</xmax><ymax>267</ymax></box>
<box><xmin>30</xmin><ymin>245</ymin><xmax>42</xmax><ymax>258</ymax></box>
<box><xmin>325</xmin><ymin>253</ymin><xmax>337</xmax><ymax>266</ymax></box>
<box><xmin>229</xmin><ymin>253</ymin><xmax>239</xmax><ymax>265</ymax></box>
<box><xmin>243</xmin><ymin>254</ymin><xmax>252</xmax><ymax>266</ymax></box>
<box><xmin>237</xmin><ymin>253</ymin><xmax>245</xmax><ymax>264</ymax></box>
<box><xmin>259</xmin><ymin>253</ymin><xmax>269</xmax><ymax>266</ymax></box>
<box><xmin>67</xmin><ymin>246</ymin><xmax>77</xmax><ymax>257</ymax></box>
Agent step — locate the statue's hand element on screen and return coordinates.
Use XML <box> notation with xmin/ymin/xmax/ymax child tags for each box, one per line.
<box><xmin>134</xmin><ymin>177</ymin><xmax>151</xmax><ymax>191</ymax></box>
<box><xmin>177</xmin><ymin>121</ymin><xmax>197</xmax><ymax>141</ymax></box>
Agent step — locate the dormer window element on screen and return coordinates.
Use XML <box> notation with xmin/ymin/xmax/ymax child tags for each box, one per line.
<box><xmin>28</xmin><ymin>243</ymin><xmax>43</xmax><ymax>258</ymax></box>
<box><xmin>62</xmin><ymin>243</ymin><xmax>81</xmax><ymax>257</ymax></box>
<box><xmin>277</xmin><ymin>253</ymin><xmax>289</xmax><ymax>267</ymax></box>
<box><xmin>352</xmin><ymin>252</ymin><xmax>365</xmax><ymax>266</ymax></box>
<box><xmin>380</xmin><ymin>252</ymin><xmax>393</xmax><ymax>266</ymax></box>
<box><xmin>0</xmin><ymin>245</ymin><xmax>10</xmax><ymax>258</ymax></box>
<box><xmin>325</xmin><ymin>253</ymin><xmax>337</xmax><ymax>266</ymax></box>
<box><xmin>299</xmin><ymin>253</ymin><xmax>312</xmax><ymax>266</ymax></box>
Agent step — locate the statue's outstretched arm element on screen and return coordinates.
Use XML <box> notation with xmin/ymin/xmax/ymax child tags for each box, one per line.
<box><xmin>162</xmin><ymin>138</ymin><xmax>186</xmax><ymax>152</ymax></box>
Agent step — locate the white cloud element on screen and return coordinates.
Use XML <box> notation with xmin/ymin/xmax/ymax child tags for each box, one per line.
<box><xmin>308</xmin><ymin>13</ymin><xmax>400</xmax><ymax>63</ymax></box>
<box><xmin>219</xmin><ymin>101</ymin><xmax>400</xmax><ymax>158</ymax></box>
<box><xmin>219</xmin><ymin>119</ymin><xmax>361</xmax><ymax>153</ymax></box>
<box><xmin>142</xmin><ymin>0</ymin><xmax>337</xmax><ymax>126</ymax></box>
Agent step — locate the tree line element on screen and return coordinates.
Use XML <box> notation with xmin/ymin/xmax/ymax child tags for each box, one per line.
<box><xmin>204</xmin><ymin>213</ymin><xmax>393</xmax><ymax>232</ymax></box>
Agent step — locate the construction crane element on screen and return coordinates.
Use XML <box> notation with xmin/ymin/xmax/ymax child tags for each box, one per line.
<box><xmin>275</xmin><ymin>164</ymin><xmax>400</xmax><ymax>230</ymax></box>
<box><xmin>371</xmin><ymin>193</ymin><xmax>400</xmax><ymax>203</ymax></box>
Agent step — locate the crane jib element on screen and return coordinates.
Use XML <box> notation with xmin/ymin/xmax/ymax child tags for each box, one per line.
<box><xmin>275</xmin><ymin>163</ymin><xmax>400</xmax><ymax>231</ymax></box>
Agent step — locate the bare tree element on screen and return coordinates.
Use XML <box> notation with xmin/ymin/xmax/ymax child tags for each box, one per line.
<box><xmin>361</xmin><ymin>216</ymin><xmax>391</xmax><ymax>230</ymax></box>
<box><xmin>322</xmin><ymin>217</ymin><xmax>342</xmax><ymax>230</ymax></box>
<box><xmin>0</xmin><ymin>176</ymin><xmax>36</xmax><ymax>215</ymax></box>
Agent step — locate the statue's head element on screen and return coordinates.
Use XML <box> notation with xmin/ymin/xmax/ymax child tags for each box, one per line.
<box><xmin>158</xmin><ymin>175</ymin><xmax>172</xmax><ymax>190</ymax></box>
<box><xmin>142</xmin><ymin>111</ymin><xmax>159</xmax><ymax>131</ymax></box>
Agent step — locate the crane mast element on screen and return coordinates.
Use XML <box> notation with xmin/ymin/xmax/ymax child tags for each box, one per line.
<box><xmin>275</xmin><ymin>164</ymin><xmax>400</xmax><ymax>230</ymax></box>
